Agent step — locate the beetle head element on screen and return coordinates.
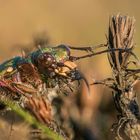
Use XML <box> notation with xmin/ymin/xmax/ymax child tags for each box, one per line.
<box><xmin>36</xmin><ymin>52</ymin><xmax>57</xmax><ymax>69</ymax></box>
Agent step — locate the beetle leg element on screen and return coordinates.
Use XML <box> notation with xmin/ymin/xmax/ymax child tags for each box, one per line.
<box><xmin>0</xmin><ymin>80</ymin><xmax>16</xmax><ymax>92</ymax></box>
<box><xmin>0</xmin><ymin>79</ymin><xmax>22</xmax><ymax>101</ymax></box>
<box><xmin>11</xmin><ymin>82</ymin><xmax>37</xmax><ymax>98</ymax></box>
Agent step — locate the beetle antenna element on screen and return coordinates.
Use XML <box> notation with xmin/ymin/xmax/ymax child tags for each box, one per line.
<box><xmin>68</xmin><ymin>43</ymin><xmax>107</xmax><ymax>53</ymax></box>
<box><xmin>36</xmin><ymin>44</ymin><xmax>44</xmax><ymax>53</ymax></box>
<box><xmin>71</xmin><ymin>48</ymin><xmax>132</xmax><ymax>61</ymax></box>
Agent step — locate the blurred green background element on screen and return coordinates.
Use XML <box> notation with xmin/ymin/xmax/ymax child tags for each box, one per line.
<box><xmin>0</xmin><ymin>1</ymin><xmax>140</xmax><ymax>139</ymax></box>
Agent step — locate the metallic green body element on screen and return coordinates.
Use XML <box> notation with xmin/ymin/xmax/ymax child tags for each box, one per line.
<box><xmin>0</xmin><ymin>45</ymin><xmax>69</xmax><ymax>78</ymax></box>
<box><xmin>0</xmin><ymin>56</ymin><xmax>24</xmax><ymax>77</ymax></box>
<box><xmin>29</xmin><ymin>46</ymin><xmax>69</xmax><ymax>64</ymax></box>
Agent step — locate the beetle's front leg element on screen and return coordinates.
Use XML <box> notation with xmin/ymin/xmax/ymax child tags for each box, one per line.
<box><xmin>11</xmin><ymin>82</ymin><xmax>37</xmax><ymax>98</ymax></box>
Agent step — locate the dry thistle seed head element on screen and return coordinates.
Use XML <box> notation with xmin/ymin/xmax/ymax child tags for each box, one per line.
<box><xmin>107</xmin><ymin>14</ymin><xmax>136</xmax><ymax>90</ymax></box>
<box><xmin>108</xmin><ymin>14</ymin><xmax>135</xmax><ymax>71</ymax></box>
<box><xmin>107</xmin><ymin>15</ymin><xmax>140</xmax><ymax>140</ymax></box>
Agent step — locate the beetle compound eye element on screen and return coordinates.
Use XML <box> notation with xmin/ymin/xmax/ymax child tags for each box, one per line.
<box><xmin>37</xmin><ymin>52</ymin><xmax>56</xmax><ymax>68</ymax></box>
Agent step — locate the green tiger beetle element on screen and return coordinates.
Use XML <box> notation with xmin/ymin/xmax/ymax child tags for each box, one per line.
<box><xmin>0</xmin><ymin>44</ymin><xmax>102</xmax><ymax>100</ymax></box>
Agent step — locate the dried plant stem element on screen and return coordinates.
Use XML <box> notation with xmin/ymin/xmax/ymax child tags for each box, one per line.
<box><xmin>108</xmin><ymin>14</ymin><xmax>140</xmax><ymax>140</ymax></box>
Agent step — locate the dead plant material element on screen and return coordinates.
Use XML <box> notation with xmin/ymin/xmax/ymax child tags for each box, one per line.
<box><xmin>108</xmin><ymin>14</ymin><xmax>140</xmax><ymax>140</ymax></box>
